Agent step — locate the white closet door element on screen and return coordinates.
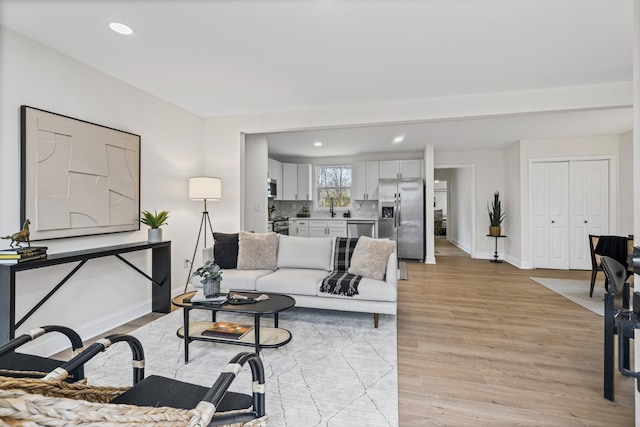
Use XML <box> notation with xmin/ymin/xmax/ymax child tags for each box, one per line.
<box><xmin>569</xmin><ymin>160</ymin><xmax>609</xmax><ymax>269</ymax></box>
<box><xmin>532</xmin><ymin>162</ymin><xmax>570</xmax><ymax>269</ymax></box>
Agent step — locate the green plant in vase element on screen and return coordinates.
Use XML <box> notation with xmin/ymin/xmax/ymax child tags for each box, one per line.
<box><xmin>139</xmin><ymin>210</ymin><xmax>169</xmax><ymax>228</ymax></box>
<box><xmin>192</xmin><ymin>260</ymin><xmax>223</xmax><ymax>297</ymax></box>
<box><xmin>487</xmin><ymin>192</ymin><xmax>505</xmax><ymax>236</ymax></box>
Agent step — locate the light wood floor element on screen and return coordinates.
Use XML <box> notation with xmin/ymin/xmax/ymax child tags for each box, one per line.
<box><xmin>55</xmin><ymin>239</ymin><xmax>635</xmax><ymax>425</ymax></box>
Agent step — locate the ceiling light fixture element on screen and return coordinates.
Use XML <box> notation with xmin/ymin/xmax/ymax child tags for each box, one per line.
<box><xmin>314</xmin><ymin>142</ymin><xmax>323</xmax><ymax>147</ymax></box>
<box><xmin>109</xmin><ymin>22</ymin><xmax>134</xmax><ymax>35</ymax></box>
<box><xmin>393</xmin><ymin>136</ymin><xmax>404</xmax><ymax>144</ymax></box>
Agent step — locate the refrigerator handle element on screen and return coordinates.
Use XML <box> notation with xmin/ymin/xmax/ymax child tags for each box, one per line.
<box><xmin>394</xmin><ymin>193</ymin><xmax>398</xmax><ymax>227</ymax></box>
<box><xmin>397</xmin><ymin>193</ymin><xmax>401</xmax><ymax>227</ymax></box>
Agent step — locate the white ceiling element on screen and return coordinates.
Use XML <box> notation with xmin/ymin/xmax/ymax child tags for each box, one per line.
<box><xmin>0</xmin><ymin>0</ymin><xmax>634</xmax><ymax>156</ymax></box>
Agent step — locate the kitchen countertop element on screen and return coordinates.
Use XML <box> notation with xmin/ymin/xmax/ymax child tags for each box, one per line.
<box><xmin>291</xmin><ymin>217</ymin><xmax>377</xmax><ymax>221</ymax></box>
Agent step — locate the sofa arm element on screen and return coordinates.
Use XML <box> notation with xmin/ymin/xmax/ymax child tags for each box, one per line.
<box><xmin>385</xmin><ymin>249</ymin><xmax>398</xmax><ymax>287</ymax></box>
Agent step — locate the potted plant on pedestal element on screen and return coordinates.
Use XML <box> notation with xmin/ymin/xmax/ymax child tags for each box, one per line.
<box><xmin>139</xmin><ymin>210</ymin><xmax>169</xmax><ymax>243</ymax></box>
<box><xmin>488</xmin><ymin>192</ymin><xmax>505</xmax><ymax>236</ymax></box>
<box><xmin>192</xmin><ymin>260</ymin><xmax>223</xmax><ymax>297</ymax></box>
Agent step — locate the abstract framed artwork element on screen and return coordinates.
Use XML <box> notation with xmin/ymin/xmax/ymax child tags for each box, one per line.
<box><xmin>21</xmin><ymin>106</ymin><xmax>141</xmax><ymax>240</ymax></box>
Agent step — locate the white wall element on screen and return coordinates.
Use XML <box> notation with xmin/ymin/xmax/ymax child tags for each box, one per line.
<box><xmin>435</xmin><ymin>150</ymin><xmax>503</xmax><ymax>259</ymax></box>
<box><xmin>0</xmin><ymin>27</ymin><xmax>204</xmax><ymax>355</ymax></box>
<box><xmin>244</xmin><ymin>134</ymin><xmax>269</xmax><ymax>233</ymax></box>
<box><xmin>504</xmin><ymin>142</ymin><xmax>521</xmax><ymax>265</ymax></box>
<box><xmin>619</xmin><ymin>131</ymin><xmax>634</xmax><ymax>236</ymax></box>
<box><xmin>518</xmin><ymin>135</ymin><xmax>621</xmax><ymax>268</ymax></box>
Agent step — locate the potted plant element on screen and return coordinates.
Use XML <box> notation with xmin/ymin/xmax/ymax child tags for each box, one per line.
<box><xmin>488</xmin><ymin>192</ymin><xmax>505</xmax><ymax>236</ymax></box>
<box><xmin>192</xmin><ymin>260</ymin><xmax>223</xmax><ymax>297</ymax></box>
<box><xmin>139</xmin><ymin>210</ymin><xmax>169</xmax><ymax>243</ymax></box>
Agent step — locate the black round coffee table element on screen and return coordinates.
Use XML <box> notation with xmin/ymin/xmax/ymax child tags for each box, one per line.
<box><xmin>172</xmin><ymin>291</ymin><xmax>295</xmax><ymax>363</ymax></box>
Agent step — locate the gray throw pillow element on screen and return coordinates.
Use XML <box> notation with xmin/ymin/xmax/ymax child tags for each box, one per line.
<box><xmin>348</xmin><ymin>236</ymin><xmax>396</xmax><ymax>280</ymax></box>
<box><xmin>236</xmin><ymin>231</ymin><xmax>278</xmax><ymax>270</ymax></box>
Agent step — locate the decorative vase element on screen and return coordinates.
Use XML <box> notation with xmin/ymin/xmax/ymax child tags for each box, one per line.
<box><xmin>148</xmin><ymin>228</ymin><xmax>163</xmax><ymax>243</ymax></box>
<box><xmin>489</xmin><ymin>226</ymin><xmax>501</xmax><ymax>237</ymax></box>
<box><xmin>203</xmin><ymin>279</ymin><xmax>221</xmax><ymax>298</ymax></box>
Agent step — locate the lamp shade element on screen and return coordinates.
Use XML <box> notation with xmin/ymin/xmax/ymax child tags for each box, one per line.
<box><xmin>189</xmin><ymin>176</ymin><xmax>222</xmax><ymax>200</ymax></box>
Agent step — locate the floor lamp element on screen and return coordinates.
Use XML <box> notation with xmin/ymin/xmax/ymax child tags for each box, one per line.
<box><xmin>185</xmin><ymin>176</ymin><xmax>222</xmax><ymax>291</ymax></box>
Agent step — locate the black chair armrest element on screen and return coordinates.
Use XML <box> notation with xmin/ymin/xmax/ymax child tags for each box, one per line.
<box><xmin>0</xmin><ymin>325</ymin><xmax>85</xmax><ymax>380</ymax></box>
<box><xmin>46</xmin><ymin>334</ymin><xmax>145</xmax><ymax>385</ymax></box>
<box><xmin>201</xmin><ymin>352</ymin><xmax>266</xmax><ymax>422</ymax></box>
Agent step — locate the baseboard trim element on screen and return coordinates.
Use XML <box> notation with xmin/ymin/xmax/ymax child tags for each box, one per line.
<box><xmin>18</xmin><ymin>287</ymin><xmax>185</xmax><ymax>357</ymax></box>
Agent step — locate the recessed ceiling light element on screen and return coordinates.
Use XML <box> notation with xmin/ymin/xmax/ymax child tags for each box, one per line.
<box><xmin>393</xmin><ymin>136</ymin><xmax>404</xmax><ymax>144</ymax></box>
<box><xmin>109</xmin><ymin>22</ymin><xmax>134</xmax><ymax>35</ymax></box>
<box><xmin>434</xmin><ymin>180</ymin><xmax>440</xmax><ymax>183</ymax></box>
<box><xmin>314</xmin><ymin>141</ymin><xmax>323</xmax><ymax>147</ymax></box>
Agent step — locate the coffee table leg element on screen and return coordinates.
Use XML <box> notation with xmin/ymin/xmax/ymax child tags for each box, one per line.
<box><xmin>183</xmin><ymin>307</ymin><xmax>190</xmax><ymax>363</ymax></box>
<box><xmin>274</xmin><ymin>313</ymin><xmax>279</xmax><ymax>328</ymax></box>
<box><xmin>254</xmin><ymin>314</ymin><xmax>261</xmax><ymax>354</ymax></box>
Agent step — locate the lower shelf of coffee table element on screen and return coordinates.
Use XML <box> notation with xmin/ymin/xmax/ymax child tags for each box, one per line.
<box><xmin>177</xmin><ymin>321</ymin><xmax>292</xmax><ymax>348</ymax></box>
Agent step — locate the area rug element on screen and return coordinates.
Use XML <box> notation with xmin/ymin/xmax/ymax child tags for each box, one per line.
<box><xmin>84</xmin><ymin>307</ymin><xmax>398</xmax><ymax>426</ymax></box>
<box><xmin>530</xmin><ymin>277</ymin><xmax>605</xmax><ymax>316</ymax></box>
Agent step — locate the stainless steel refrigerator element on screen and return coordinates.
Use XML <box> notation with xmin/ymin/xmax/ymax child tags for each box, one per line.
<box><xmin>378</xmin><ymin>178</ymin><xmax>425</xmax><ymax>260</ymax></box>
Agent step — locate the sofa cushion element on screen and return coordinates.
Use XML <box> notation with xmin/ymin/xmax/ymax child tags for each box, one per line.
<box><xmin>256</xmin><ymin>268</ymin><xmax>328</xmax><ymax>296</ymax></box>
<box><xmin>213</xmin><ymin>232</ymin><xmax>238</xmax><ymax>269</ymax></box>
<box><xmin>277</xmin><ymin>235</ymin><xmax>333</xmax><ymax>271</ymax></box>
<box><xmin>220</xmin><ymin>269</ymin><xmax>271</xmax><ymax>291</ymax></box>
<box><xmin>237</xmin><ymin>231</ymin><xmax>278</xmax><ymax>270</ymax></box>
<box><xmin>348</xmin><ymin>237</ymin><xmax>396</xmax><ymax>280</ymax></box>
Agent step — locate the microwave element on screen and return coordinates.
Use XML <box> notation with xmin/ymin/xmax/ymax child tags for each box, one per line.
<box><xmin>267</xmin><ymin>178</ymin><xmax>277</xmax><ymax>199</ymax></box>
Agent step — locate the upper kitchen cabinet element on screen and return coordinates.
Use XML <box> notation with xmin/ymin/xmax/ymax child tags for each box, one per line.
<box><xmin>282</xmin><ymin>162</ymin><xmax>312</xmax><ymax>201</ymax></box>
<box><xmin>352</xmin><ymin>161</ymin><xmax>379</xmax><ymax>200</ymax></box>
<box><xmin>379</xmin><ymin>159</ymin><xmax>424</xmax><ymax>179</ymax></box>
<box><xmin>297</xmin><ymin>163</ymin><xmax>312</xmax><ymax>201</ymax></box>
<box><xmin>268</xmin><ymin>158</ymin><xmax>283</xmax><ymax>200</ymax></box>
<box><xmin>282</xmin><ymin>163</ymin><xmax>297</xmax><ymax>200</ymax></box>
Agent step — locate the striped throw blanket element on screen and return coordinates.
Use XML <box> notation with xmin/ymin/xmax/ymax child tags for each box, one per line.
<box><xmin>320</xmin><ymin>237</ymin><xmax>362</xmax><ymax>297</ymax></box>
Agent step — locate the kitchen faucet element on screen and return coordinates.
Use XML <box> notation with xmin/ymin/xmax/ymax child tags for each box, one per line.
<box><xmin>330</xmin><ymin>198</ymin><xmax>336</xmax><ymax>217</ymax></box>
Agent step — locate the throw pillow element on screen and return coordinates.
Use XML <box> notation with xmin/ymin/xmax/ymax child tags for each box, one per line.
<box><xmin>277</xmin><ymin>235</ymin><xmax>333</xmax><ymax>271</ymax></box>
<box><xmin>213</xmin><ymin>232</ymin><xmax>239</xmax><ymax>269</ymax></box>
<box><xmin>237</xmin><ymin>231</ymin><xmax>278</xmax><ymax>270</ymax></box>
<box><xmin>348</xmin><ymin>236</ymin><xmax>396</xmax><ymax>280</ymax></box>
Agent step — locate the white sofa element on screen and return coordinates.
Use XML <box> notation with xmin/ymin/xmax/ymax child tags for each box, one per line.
<box><xmin>202</xmin><ymin>234</ymin><xmax>397</xmax><ymax>327</ymax></box>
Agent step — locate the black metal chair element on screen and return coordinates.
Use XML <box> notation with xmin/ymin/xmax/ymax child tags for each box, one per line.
<box><xmin>600</xmin><ymin>256</ymin><xmax>635</xmax><ymax>401</ymax></box>
<box><xmin>0</xmin><ymin>333</ymin><xmax>266</xmax><ymax>426</ymax></box>
<box><xmin>589</xmin><ymin>234</ymin><xmax>633</xmax><ymax>297</ymax></box>
<box><xmin>0</xmin><ymin>325</ymin><xmax>85</xmax><ymax>382</ymax></box>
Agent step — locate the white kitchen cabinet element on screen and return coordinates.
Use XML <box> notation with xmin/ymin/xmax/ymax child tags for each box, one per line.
<box><xmin>294</xmin><ymin>219</ymin><xmax>309</xmax><ymax>237</ymax></box>
<box><xmin>282</xmin><ymin>163</ymin><xmax>312</xmax><ymax>201</ymax></box>
<box><xmin>328</xmin><ymin>220</ymin><xmax>347</xmax><ymax>237</ymax></box>
<box><xmin>297</xmin><ymin>163</ymin><xmax>312</xmax><ymax>201</ymax></box>
<box><xmin>352</xmin><ymin>161</ymin><xmax>379</xmax><ymax>200</ymax></box>
<box><xmin>282</xmin><ymin>163</ymin><xmax>297</xmax><ymax>200</ymax></box>
<box><xmin>308</xmin><ymin>220</ymin><xmax>347</xmax><ymax>237</ymax></box>
<box><xmin>379</xmin><ymin>159</ymin><xmax>423</xmax><ymax>179</ymax></box>
<box><xmin>268</xmin><ymin>158</ymin><xmax>283</xmax><ymax>200</ymax></box>
<box><xmin>400</xmin><ymin>159</ymin><xmax>423</xmax><ymax>178</ymax></box>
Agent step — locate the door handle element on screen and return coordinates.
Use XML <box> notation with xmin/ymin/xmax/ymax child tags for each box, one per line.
<box><xmin>551</xmin><ymin>220</ymin><xmax>555</xmax><ymax>223</ymax></box>
<box><xmin>584</xmin><ymin>220</ymin><xmax>588</xmax><ymax>223</ymax></box>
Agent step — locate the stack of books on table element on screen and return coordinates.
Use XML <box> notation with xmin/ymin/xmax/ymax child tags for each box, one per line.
<box><xmin>201</xmin><ymin>322</ymin><xmax>253</xmax><ymax>340</ymax></box>
<box><xmin>0</xmin><ymin>246</ymin><xmax>48</xmax><ymax>265</ymax></box>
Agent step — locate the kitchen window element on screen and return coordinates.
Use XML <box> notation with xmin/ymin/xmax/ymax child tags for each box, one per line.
<box><xmin>315</xmin><ymin>166</ymin><xmax>351</xmax><ymax>209</ymax></box>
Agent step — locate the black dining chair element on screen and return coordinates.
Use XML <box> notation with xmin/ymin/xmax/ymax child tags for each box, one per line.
<box><xmin>600</xmin><ymin>256</ymin><xmax>635</xmax><ymax>401</ymax></box>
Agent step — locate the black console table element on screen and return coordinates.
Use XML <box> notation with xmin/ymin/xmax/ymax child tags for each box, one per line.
<box><xmin>0</xmin><ymin>241</ymin><xmax>171</xmax><ymax>345</ymax></box>
<box><xmin>487</xmin><ymin>234</ymin><xmax>506</xmax><ymax>263</ymax></box>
